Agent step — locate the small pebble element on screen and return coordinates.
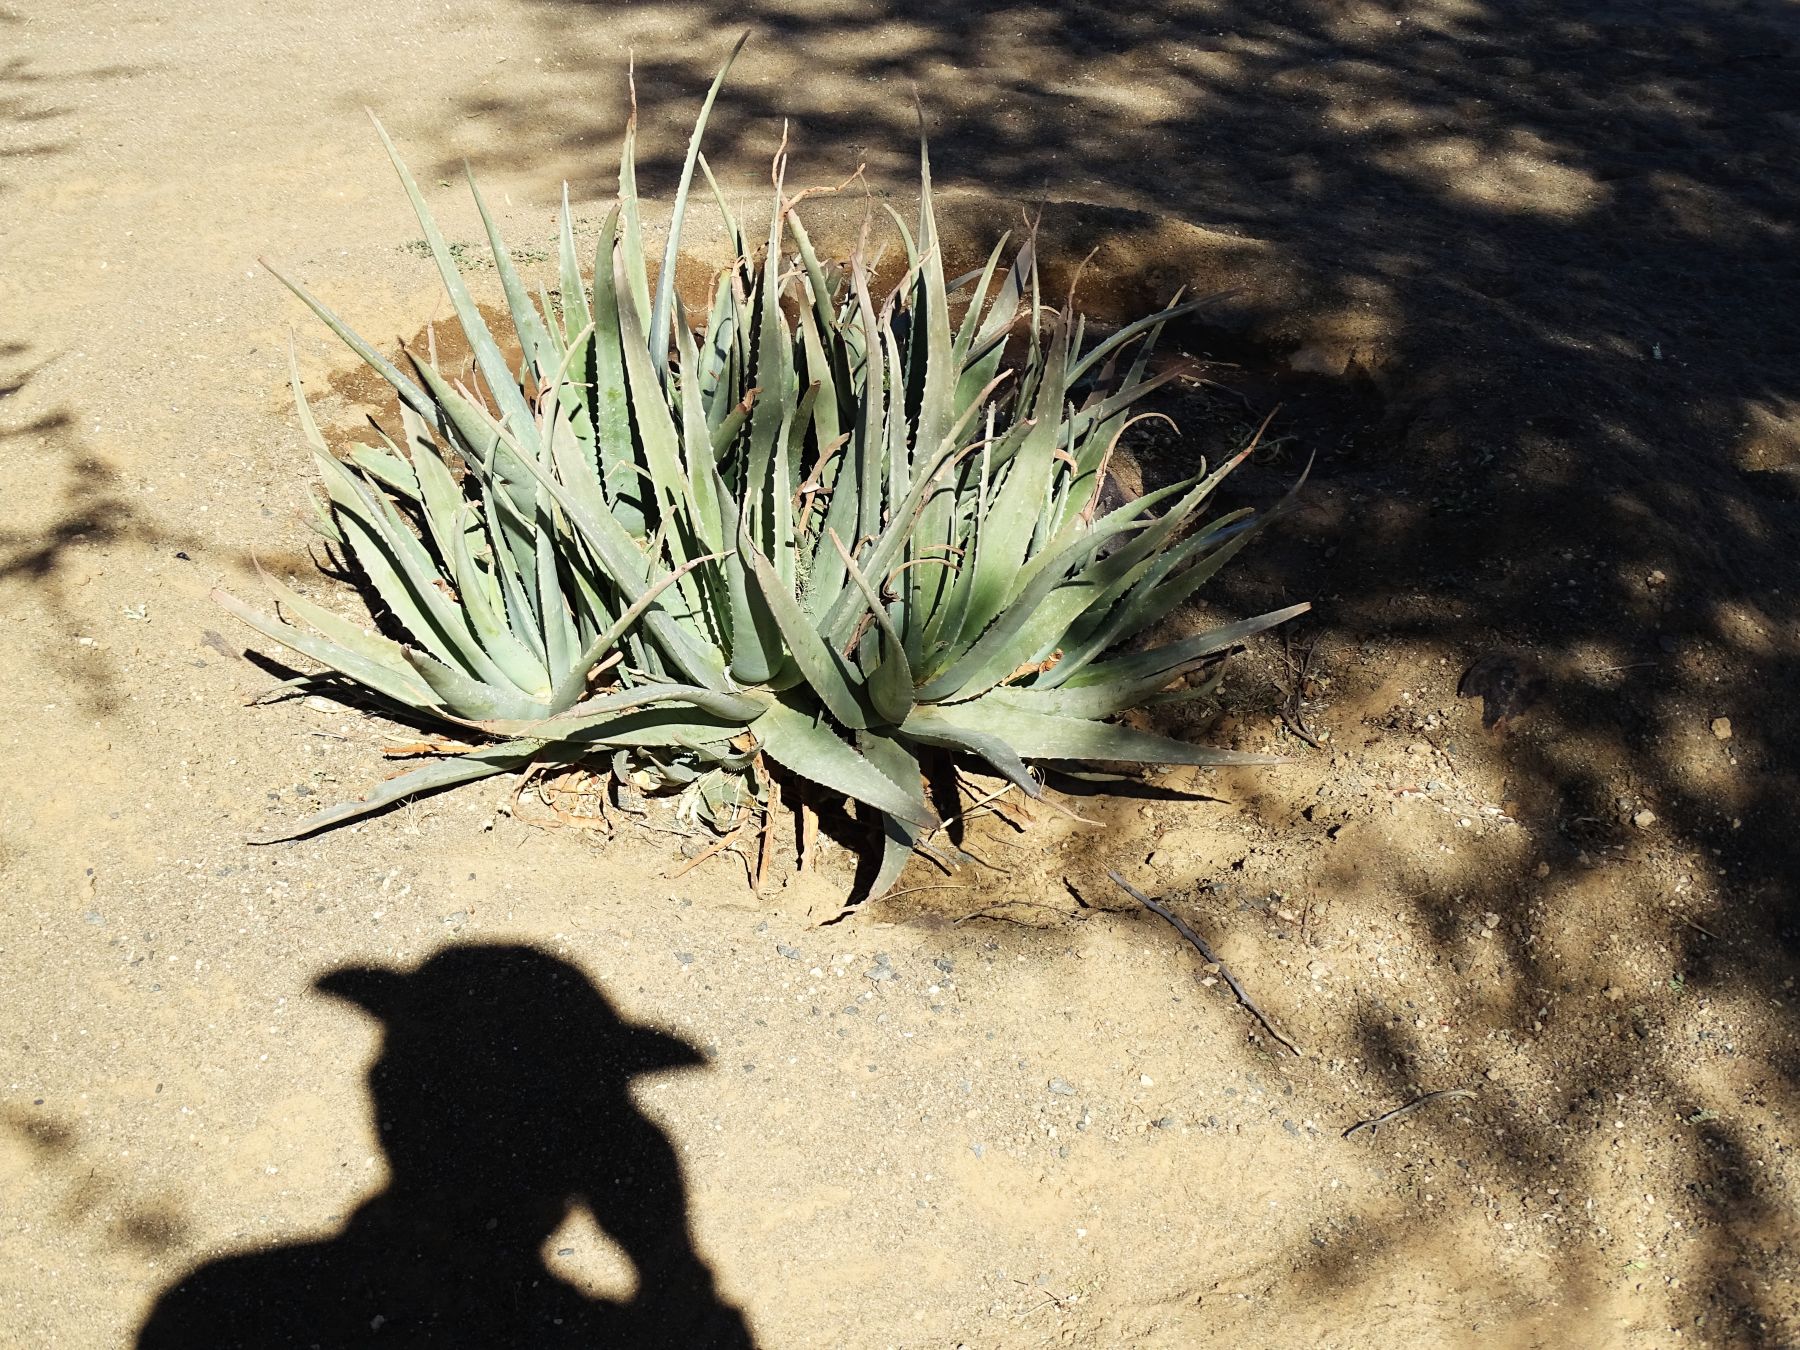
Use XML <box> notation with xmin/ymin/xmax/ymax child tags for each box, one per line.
<box><xmin>1633</xmin><ymin>809</ymin><xmax>1656</xmax><ymax>829</ymax></box>
<box><xmin>1711</xmin><ymin>717</ymin><xmax>1732</xmax><ymax>741</ymax></box>
<box><xmin>1482</xmin><ymin>911</ymin><xmax>1501</xmax><ymax>929</ymax></box>
<box><xmin>776</xmin><ymin>943</ymin><xmax>801</xmax><ymax>960</ymax></box>
<box><xmin>1048</xmin><ymin>1078</ymin><xmax>1077</xmax><ymax>1097</ymax></box>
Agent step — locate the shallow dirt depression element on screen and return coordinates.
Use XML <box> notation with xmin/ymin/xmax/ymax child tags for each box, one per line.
<box><xmin>5</xmin><ymin>6</ymin><xmax>1800</xmax><ymax>1340</ymax></box>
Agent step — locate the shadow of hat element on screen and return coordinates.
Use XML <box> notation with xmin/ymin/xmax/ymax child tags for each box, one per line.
<box><xmin>315</xmin><ymin>944</ymin><xmax>705</xmax><ymax>1078</ymax></box>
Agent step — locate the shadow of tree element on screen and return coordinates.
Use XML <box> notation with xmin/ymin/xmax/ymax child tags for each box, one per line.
<box><xmin>0</xmin><ymin>34</ymin><xmax>146</xmax><ymax>191</ymax></box>
<box><xmin>347</xmin><ymin>2</ymin><xmax>1800</xmax><ymax>1335</ymax></box>
<box><xmin>0</xmin><ymin>342</ymin><xmax>224</xmax><ymax>716</ymax></box>
<box><xmin>2</xmin><ymin>1105</ymin><xmax>194</xmax><ymax>1257</ymax></box>
<box><xmin>137</xmin><ymin>944</ymin><xmax>755</xmax><ymax>1348</ymax></box>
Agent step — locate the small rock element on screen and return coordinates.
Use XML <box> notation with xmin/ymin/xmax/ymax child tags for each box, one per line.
<box><xmin>674</xmin><ymin>952</ymin><xmax>694</xmax><ymax>966</ymax></box>
<box><xmin>1482</xmin><ymin>911</ymin><xmax>1501</xmax><ymax>929</ymax></box>
<box><xmin>776</xmin><ymin>943</ymin><xmax>802</xmax><ymax>960</ymax></box>
<box><xmin>867</xmin><ymin>964</ymin><xmax>896</xmax><ymax>982</ymax></box>
<box><xmin>1458</xmin><ymin>652</ymin><xmax>1547</xmax><ymax>731</ymax></box>
<box><xmin>1281</xmin><ymin>1118</ymin><xmax>1300</xmax><ymax>1136</ymax></box>
<box><xmin>1647</xmin><ymin>569</ymin><xmax>1667</xmax><ymax>588</ymax></box>
<box><xmin>933</xmin><ymin>957</ymin><xmax>954</xmax><ymax>974</ymax></box>
<box><xmin>1048</xmin><ymin>1078</ymin><xmax>1077</xmax><ymax>1097</ymax></box>
<box><xmin>1633</xmin><ymin>809</ymin><xmax>1657</xmax><ymax>829</ymax></box>
<box><xmin>1711</xmin><ymin>717</ymin><xmax>1732</xmax><ymax>741</ymax></box>
<box><xmin>441</xmin><ymin>911</ymin><xmax>466</xmax><ymax>926</ymax></box>
<box><xmin>1604</xmin><ymin>985</ymin><xmax>1625</xmax><ymax>1002</ymax></box>
<box><xmin>1535</xmin><ymin>862</ymin><xmax>1551</xmax><ymax>878</ymax></box>
<box><xmin>83</xmin><ymin>910</ymin><xmax>104</xmax><ymax>926</ymax></box>
<box><xmin>1485</xmin><ymin>1067</ymin><xmax>1501</xmax><ymax>1081</ymax></box>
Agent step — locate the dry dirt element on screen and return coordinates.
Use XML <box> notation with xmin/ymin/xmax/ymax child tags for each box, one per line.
<box><xmin>5</xmin><ymin>0</ymin><xmax>1800</xmax><ymax>1346</ymax></box>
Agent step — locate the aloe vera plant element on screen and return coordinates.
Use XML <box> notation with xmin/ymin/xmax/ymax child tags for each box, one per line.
<box><xmin>221</xmin><ymin>37</ymin><xmax>1307</xmax><ymax>892</ymax></box>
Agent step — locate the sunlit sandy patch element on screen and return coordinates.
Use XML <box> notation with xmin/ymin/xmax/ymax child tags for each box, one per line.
<box><xmin>1376</xmin><ymin>130</ymin><xmax>1606</xmax><ymax>218</ymax></box>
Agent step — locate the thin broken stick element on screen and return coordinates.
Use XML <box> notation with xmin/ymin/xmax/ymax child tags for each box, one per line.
<box><xmin>1342</xmin><ymin>1087</ymin><xmax>1477</xmax><ymax>1139</ymax></box>
<box><xmin>1109</xmin><ymin>870</ymin><xmax>1305</xmax><ymax>1057</ymax></box>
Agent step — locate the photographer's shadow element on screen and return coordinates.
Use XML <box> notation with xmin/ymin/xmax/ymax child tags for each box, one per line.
<box><xmin>139</xmin><ymin>944</ymin><xmax>754</xmax><ymax>1348</ymax></box>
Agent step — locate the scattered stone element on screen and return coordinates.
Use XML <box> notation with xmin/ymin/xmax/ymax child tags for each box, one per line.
<box><xmin>674</xmin><ymin>952</ymin><xmax>694</xmax><ymax>967</ymax></box>
<box><xmin>1458</xmin><ymin>651</ymin><xmax>1547</xmax><ymax>731</ymax></box>
<box><xmin>83</xmin><ymin>910</ymin><xmax>104</xmax><ymax>926</ymax></box>
<box><xmin>1281</xmin><ymin>1119</ymin><xmax>1300</xmax><ymax>1136</ymax></box>
<box><xmin>1711</xmin><ymin>717</ymin><xmax>1733</xmax><ymax>741</ymax></box>
<box><xmin>1486</xmin><ymin>1067</ymin><xmax>1501</xmax><ymax>1081</ymax></box>
<box><xmin>1048</xmin><ymin>1078</ymin><xmax>1077</xmax><ymax>1096</ymax></box>
<box><xmin>933</xmin><ymin>957</ymin><xmax>954</xmax><ymax>974</ymax></box>
<box><xmin>867</xmin><ymin>964</ymin><xmax>896</xmax><ymax>982</ymax></box>
<box><xmin>776</xmin><ymin>943</ymin><xmax>802</xmax><ymax>960</ymax></box>
<box><xmin>1647</xmin><ymin>569</ymin><xmax>1667</xmax><ymax>588</ymax></box>
<box><xmin>1535</xmin><ymin>862</ymin><xmax>1551</xmax><ymax>878</ymax></box>
<box><xmin>1483</xmin><ymin>911</ymin><xmax>1501</xmax><ymax>929</ymax></box>
<box><xmin>1633</xmin><ymin>809</ymin><xmax>1657</xmax><ymax>829</ymax></box>
<box><xmin>441</xmin><ymin>911</ymin><xmax>466</xmax><ymax>926</ymax></box>
<box><xmin>1604</xmin><ymin>985</ymin><xmax>1625</xmax><ymax>1002</ymax></box>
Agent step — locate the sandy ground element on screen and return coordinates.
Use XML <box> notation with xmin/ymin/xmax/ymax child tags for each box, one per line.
<box><xmin>4</xmin><ymin>0</ymin><xmax>1800</xmax><ymax>1345</ymax></box>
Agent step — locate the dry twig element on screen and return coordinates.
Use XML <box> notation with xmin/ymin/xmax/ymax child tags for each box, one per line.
<box><xmin>1277</xmin><ymin>631</ymin><xmax>1322</xmax><ymax>749</ymax></box>
<box><xmin>1342</xmin><ymin>1087</ymin><xmax>1477</xmax><ymax>1139</ymax></box>
<box><xmin>1109</xmin><ymin>870</ymin><xmax>1304</xmax><ymax>1056</ymax></box>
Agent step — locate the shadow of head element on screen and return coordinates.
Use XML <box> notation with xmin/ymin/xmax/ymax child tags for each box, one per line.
<box><xmin>138</xmin><ymin>943</ymin><xmax>755</xmax><ymax>1349</ymax></box>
